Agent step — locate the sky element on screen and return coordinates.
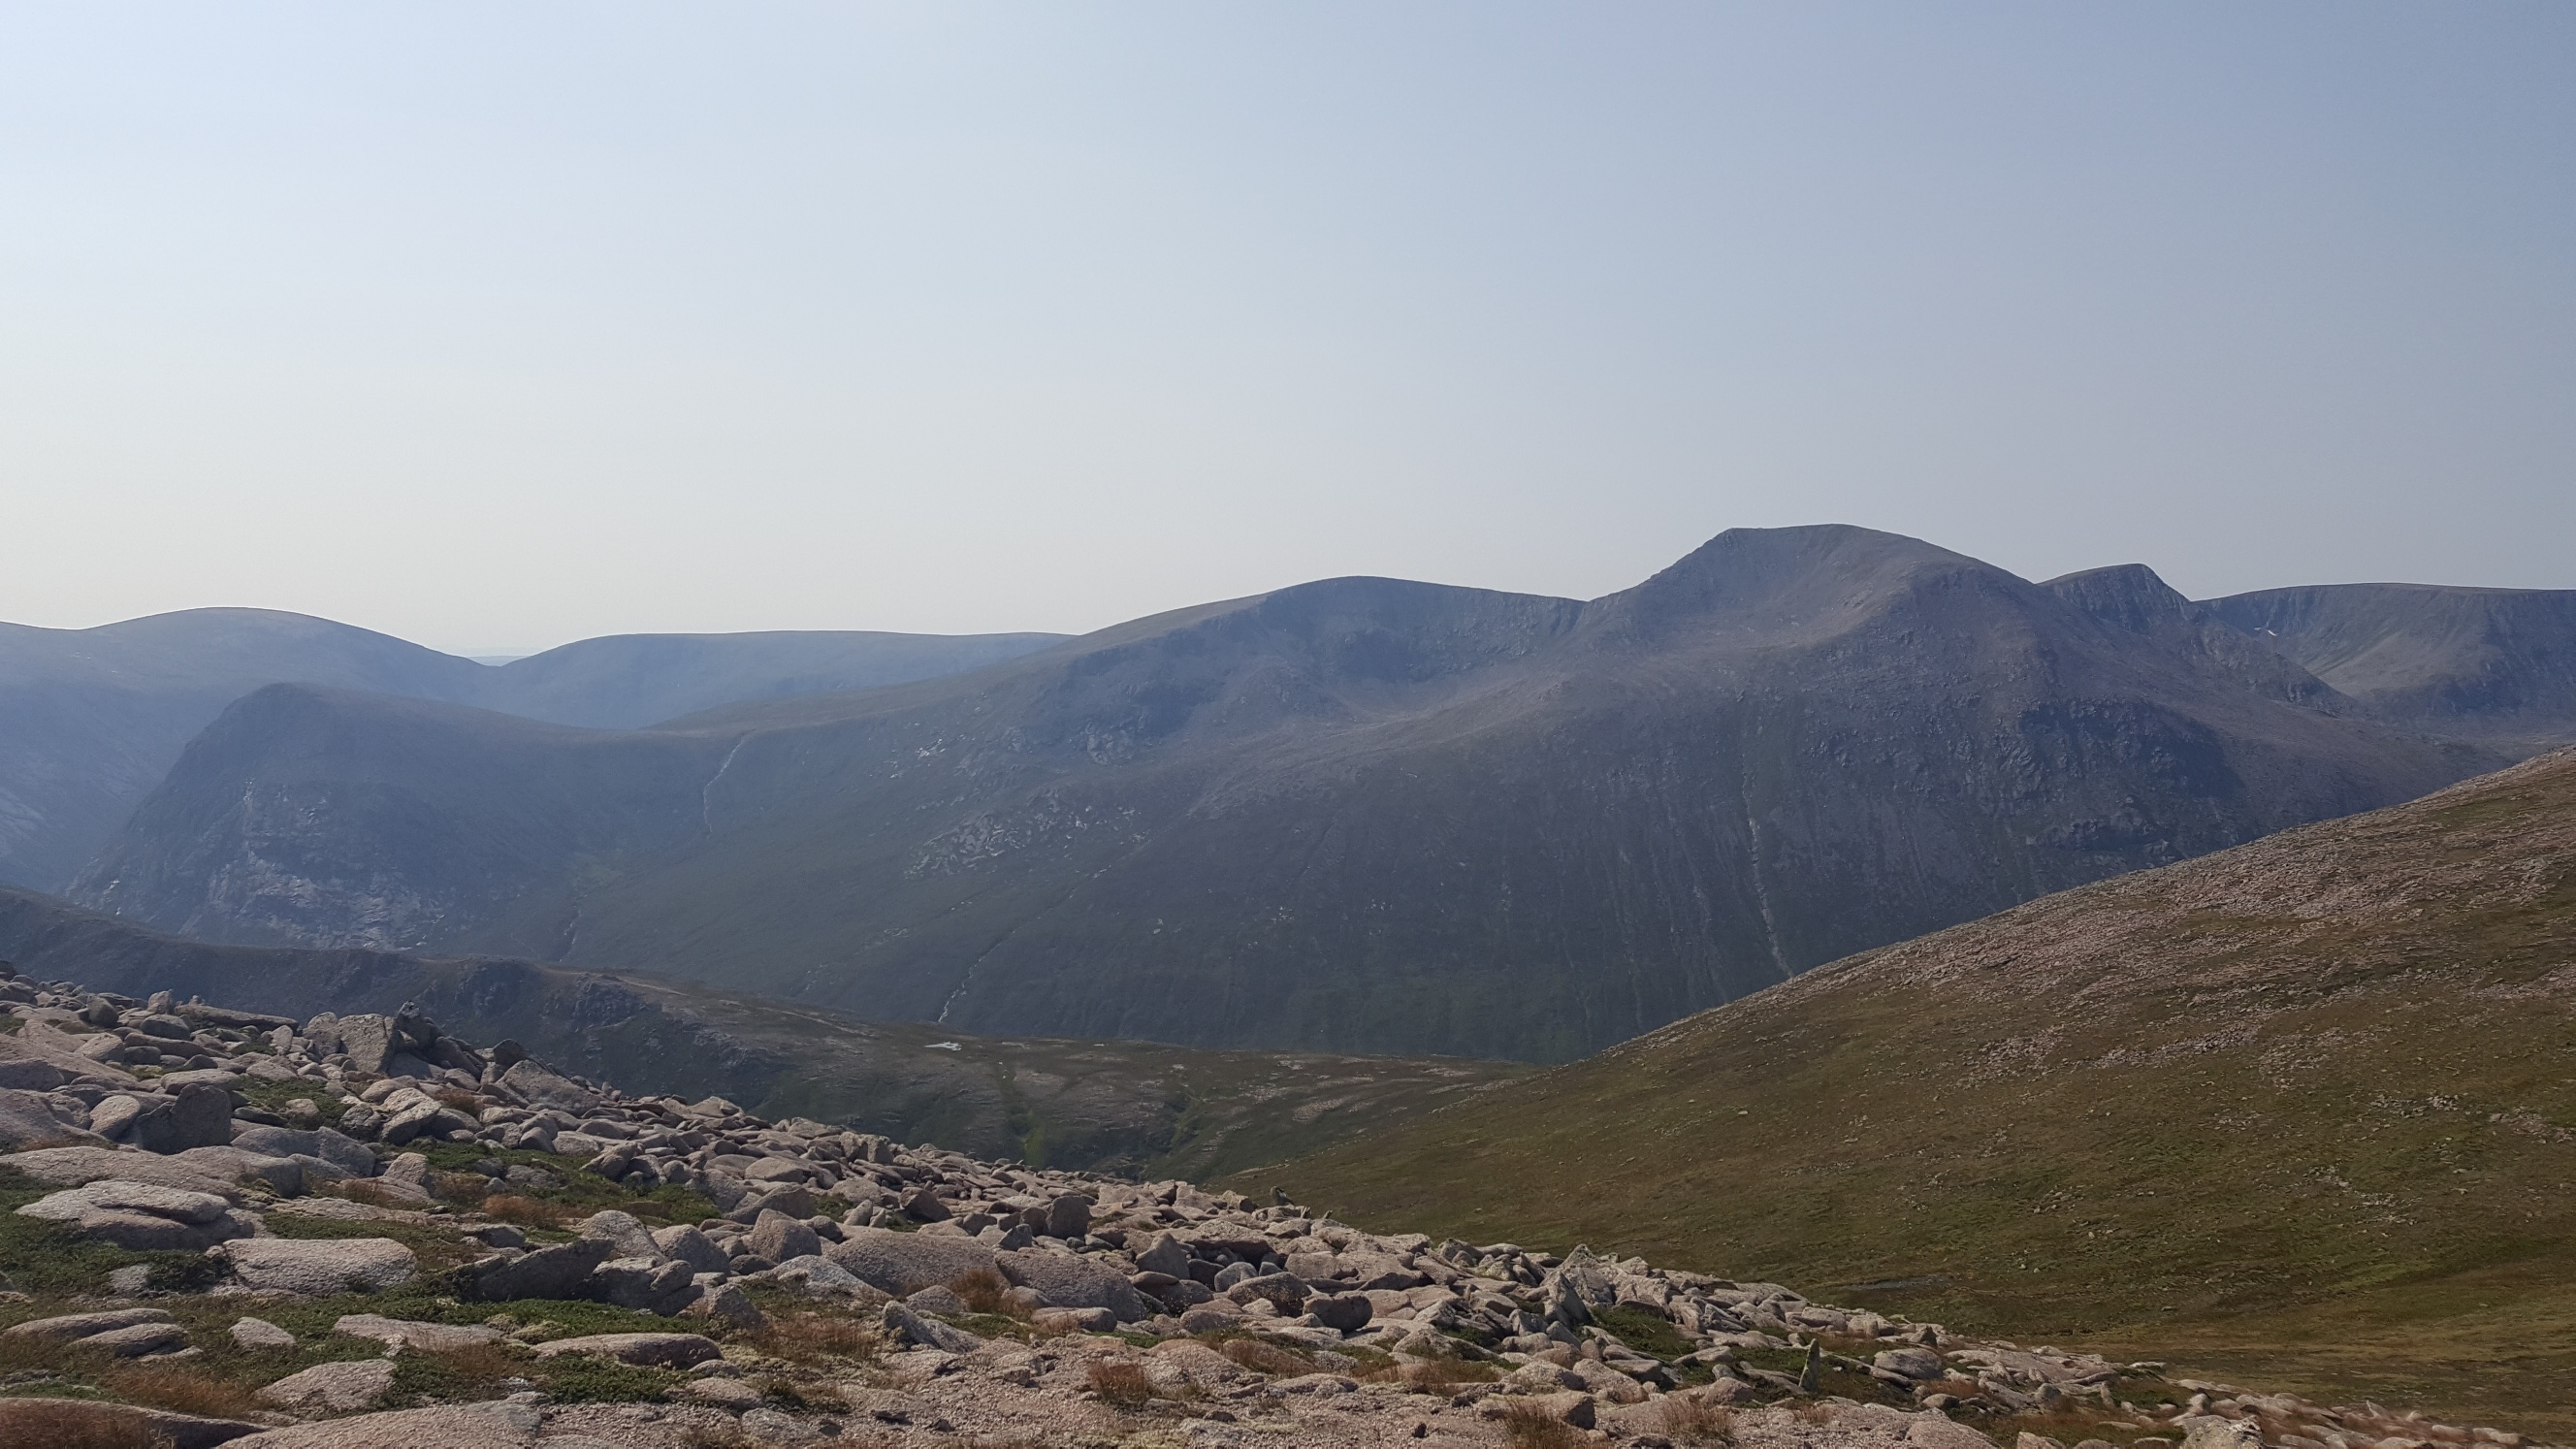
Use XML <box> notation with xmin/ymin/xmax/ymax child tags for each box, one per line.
<box><xmin>2</xmin><ymin>4</ymin><xmax>2570</xmax><ymax>656</ymax></box>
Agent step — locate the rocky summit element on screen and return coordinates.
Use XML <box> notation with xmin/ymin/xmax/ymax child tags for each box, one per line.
<box><xmin>0</xmin><ymin>964</ymin><xmax>2553</xmax><ymax>1449</ymax></box>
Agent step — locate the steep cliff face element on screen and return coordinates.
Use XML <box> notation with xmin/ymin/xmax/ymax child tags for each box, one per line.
<box><xmin>69</xmin><ymin>527</ymin><xmax>2514</xmax><ymax>1061</ymax></box>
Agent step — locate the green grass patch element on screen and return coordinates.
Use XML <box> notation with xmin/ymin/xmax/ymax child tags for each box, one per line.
<box><xmin>410</xmin><ymin>1143</ymin><xmax>714</xmax><ymax>1225</ymax></box>
<box><xmin>1591</xmin><ymin>1304</ymin><xmax>1693</xmax><ymax>1360</ymax></box>
<box><xmin>232</xmin><ymin>1075</ymin><xmax>343</xmax><ymax>1126</ymax></box>
<box><xmin>539</xmin><ymin>1356</ymin><xmax>679</xmax><ymax>1403</ymax></box>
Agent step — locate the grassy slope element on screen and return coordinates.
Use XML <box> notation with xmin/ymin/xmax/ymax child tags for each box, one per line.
<box><xmin>1243</xmin><ymin>747</ymin><xmax>2576</xmax><ymax>1435</ymax></box>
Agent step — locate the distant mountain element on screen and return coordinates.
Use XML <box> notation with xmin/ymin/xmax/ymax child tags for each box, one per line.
<box><xmin>0</xmin><ymin>883</ymin><xmax>1514</xmax><ymax>1176</ymax></box>
<box><xmin>473</xmin><ymin>628</ymin><xmax>1075</xmax><ymax>730</ymax></box>
<box><xmin>1248</xmin><ymin>744</ymin><xmax>2576</xmax><ymax>1435</ymax></box>
<box><xmin>0</xmin><ymin>609</ymin><xmax>1063</xmax><ymax>891</ymax></box>
<box><xmin>2206</xmin><ymin>583</ymin><xmax>2576</xmax><ymax>753</ymax></box>
<box><xmin>73</xmin><ymin>526</ymin><xmax>2528</xmax><ymax>1061</ymax></box>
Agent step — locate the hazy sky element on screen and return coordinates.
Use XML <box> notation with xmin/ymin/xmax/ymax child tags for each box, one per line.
<box><xmin>3</xmin><ymin>4</ymin><xmax>2570</xmax><ymax>654</ymax></box>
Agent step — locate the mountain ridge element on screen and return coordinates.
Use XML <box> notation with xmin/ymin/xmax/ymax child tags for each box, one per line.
<box><xmin>72</xmin><ymin>525</ymin><xmax>2537</xmax><ymax>1061</ymax></box>
<box><xmin>0</xmin><ymin>608</ymin><xmax>1065</xmax><ymax>892</ymax></box>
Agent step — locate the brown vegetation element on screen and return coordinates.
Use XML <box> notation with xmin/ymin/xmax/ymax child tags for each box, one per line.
<box><xmin>1657</xmin><ymin>1395</ymin><xmax>1736</xmax><ymax>1443</ymax></box>
<box><xmin>99</xmin><ymin>1358</ymin><xmax>267</xmax><ymax>1420</ymax></box>
<box><xmin>0</xmin><ymin>1399</ymin><xmax>175</xmax><ymax>1449</ymax></box>
<box><xmin>1214</xmin><ymin>1336</ymin><xmax>1315</xmax><ymax>1376</ymax></box>
<box><xmin>1498</xmin><ymin>1400</ymin><xmax>1587</xmax><ymax>1449</ymax></box>
<box><xmin>478</xmin><ymin>1193</ymin><xmax>572</xmax><ymax>1227</ymax></box>
<box><xmin>948</xmin><ymin>1268</ymin><xmax>1019</xmax><ymax>1317</ymax></box>
<box><xmin>1084</xmin><ymin>1359</ymin><xmax>1157</xmax><ymax>1407</ymax></box>
<box><xmin>751</xmin><ymin>1311</ymin><xmax>880</xmax><ymax>1367</ymax></box>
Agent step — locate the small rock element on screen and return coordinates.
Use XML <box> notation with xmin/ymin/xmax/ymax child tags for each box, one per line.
<box><xmin>882</xmin><ymin>1302</ymin><xmax>983</xmax><ymax>1353</ymax></box>
<box><xmin>688</xmin><ymin>1282</ymin><xmax>770</xmax><ymax>1332</ymax></box>
<box><xmin>907</xmin><ymin>1284</ymin><xmax>971</xmax><ymax>1315</ymax></box>
<box><xmin>686</xmin><ymin>1376</ymin><xmax>765</xmax><ymax>1407</ymax></box>
<box><xmin>334</xmin><ymin>1314</ymin><xmax>504</xmax><ymax>1352</ymax></box>
<box><xmin>231</xmin><ymin>1317</ymin><xmax>297</xmax><ymax>1350</ymax></box>
<box><xmin>257</xmin><ymin>1357</ymin><xmax>398</xmax><ymax>1411</ymax></box>
<box><xmin>78</xmin><ymin>1321</ymin><xmax>191</xmax><ymax>1358</ymax></box>
<box><xmin>4</xmin><ymin>1306</ymin><xmax>175</xmax><ymax>1341</ymax></box>
<box><xmin>530</xmin><ymin>1332</ymin><xmax>723</xmax><ymax>1368</ymax></box>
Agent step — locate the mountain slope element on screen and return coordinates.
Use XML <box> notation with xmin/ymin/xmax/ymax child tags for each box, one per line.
<box><xmin>0</xmin><ymin>608</ymin><xmax>1062</xmax><ymax>892</ymax></box>
<box><xmin>0</xmin><ymin>884</ymin><xmax>1518</xmax><ymax>1177</ymax></box>
<box><xmin>2206</xmin><ymin>583</ymin><xmax>2576</xmax><ymax>753</ymax></box>
<box><xmin>473</xmin><ymin>628</ymin><xmax>1069</xmax><ymax>729</ymax></box>
<box><xmin>1244</xmin><ymin>745</ymin><xmax>2576</xmax><ymax>1432</ymax></box>
<box><xmin>77</xmin><ymin>526</ymin><xmax>2512</xmax><ymax>1061</ymax></box>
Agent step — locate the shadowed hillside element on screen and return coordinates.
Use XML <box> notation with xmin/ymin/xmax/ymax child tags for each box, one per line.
<box><xmin>0</xmin><ymin>884</ymin><xmax>1519</xmax><ymax>1177</ymax></box>
<box><xmin>1244</xmin><ymin>746</ymin><xmax>2576</xmax><ymax>1433</ymax></box>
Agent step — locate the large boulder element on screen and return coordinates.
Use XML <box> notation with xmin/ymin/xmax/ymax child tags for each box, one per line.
<box><xmin>3</xmin><ymin>1144</ymin><xmax>302</xmax><ymax>1197</ymax></box>
<box><xmin>995</xmin><ymin>1248</ymin><xmax>1150</xmax><ymax>1322</ymax></box>
<box><xmin>574</xmin><ymin>1209</ymin><xmax>660</xmax><ymax>1260</ymax></box>
<box><xmin>3</xmin><ymin>1306</ymin><xmax>175</xmax><ymax>1341</ymax></box>
<box><xmin>333</xmin><ymin>1015</ymin><xmax>400</xmax><ymax>1075</ymax></box>
<box><xmin>881</xmin><ymin>1301</ymin><xmax>982</xmax><ymax>1354</ymax></box>
<box><xmin>1045</xmin><ymin>1192</ymin><xmax>1093</xmax><ymax>1240</ymax></box>
<box><xmin>213</xmin><ymin>1238</ymin><xmax>416</xmax><ymax>1295</ymax></box>
<box><xmin>651</xmin><ymin>1224</ymin><xmax>730</xmax><ymax>1274</ymax></box>
<box><xmin>823</xmin><ymin>1226</ymin><xmax>998</xmax><ymax>1296</ymax></box>
<box><xmin>0</xmin><ymin>1087</ymin><xmax>103</xmax><ymax>1149</ymax></box>
<box><xmin>230</xmin><ymin>1124</ymin><xmax>376</xmax><ymax>1177</ymax></box>
<box><xmin>590</xmin><ymin>1257</ymin><xmax>698</xmax><ymax>1315</ymax></box>
<box><xmin>15</xmin><ymin>1178</ymin><xmax>257</xmax><ymax>1251</ymax></box>
<box><xmin>333</xmin><ymin>1315</ymin><xmax>502</xmax><ymax>1353</ymax></box>
<box><xmin>1308</xmin><ymin>1292</ymin><xmax>1375</xmax><ymax>1333</ymax></box>
<box><xmin>256</xmin><ymin>1358</ymin><xmax>395</xmax><ymax>1412</ymax></box>
<box><xmin>0</xmin><ymin>1018</ymin><xmax>136</xmax><ymax>1090</ymax></box>
<box><xmin>458</xmin><ymin>1237</ymin><xmax>617</xmax><ymax>1303</ymax></box>
<box><xmin>130</xmin><ymin>1083</ymin><xmax>237</xmax><ymax>1154</ymax></box>
<box><xmin>746</xmin><ymin>1208</ymin><xmax>821</xmax><ymax>1263</ymax></box>
<box><xmin>1134</xmin><ymin>1231</ymin><xmax>1192</xmax><ymax>1278</ymax></box>
<box><xmin>496</xmin><ymin>1059</ymin><xmax>598</xmax><ymax>1114</ymax></box>
<box><xmin>530</xmin><ymin>1332</ymin><xmax>721</xmax><ymax>1368</ymax></box>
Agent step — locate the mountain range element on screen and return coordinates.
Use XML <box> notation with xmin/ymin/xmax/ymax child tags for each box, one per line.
<box><xmin>0</xmin><ymin>611</ymin><xmax>1063</xmax><ymax>891</ymax></box>
<box><xmin>1249</xmin><ymin>740</ymin><xmax>2576</xmax><ymax>1435</ymax></box>
<box><xmin>48</xmin><ymin>525</ymin><xmax>2576</xmax><ymax>1062</ymax></box>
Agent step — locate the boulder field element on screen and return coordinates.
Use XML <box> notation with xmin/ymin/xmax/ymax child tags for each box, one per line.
<box><xmin>0</xmin><ymin>962</ymin><xmax>2551</xmax><ymax>1449</ymax></box>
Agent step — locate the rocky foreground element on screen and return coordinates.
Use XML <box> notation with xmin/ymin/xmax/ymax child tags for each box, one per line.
<box><xmin>0</xmin><ymin>964</ymin><xmax>2550</xmax><ymax>1449</ymax></box>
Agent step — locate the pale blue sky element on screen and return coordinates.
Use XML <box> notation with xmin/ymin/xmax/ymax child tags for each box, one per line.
<box><xmin>3</xmin><ymin>4</ymin><xmax>2569</xmax><ymax>653</ymax></box>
